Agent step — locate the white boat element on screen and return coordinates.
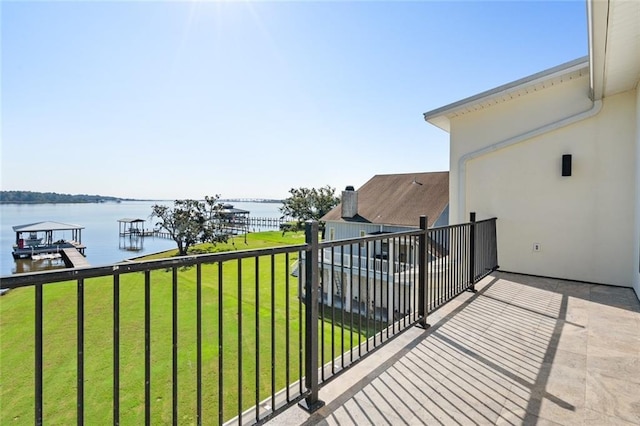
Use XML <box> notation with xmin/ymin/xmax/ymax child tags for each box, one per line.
<box><xmin>31</xmin><ymin>253</ymin><xmax>62</xmax><ymax>261</ymax></box>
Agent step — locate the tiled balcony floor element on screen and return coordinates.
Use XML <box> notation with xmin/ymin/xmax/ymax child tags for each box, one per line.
<box><xmin>270</xmin><ymin>272</ymin><xmax>640</xmax><ymax>425</ymax></box>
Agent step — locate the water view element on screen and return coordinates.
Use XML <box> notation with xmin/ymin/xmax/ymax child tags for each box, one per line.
<box><xmin>0</xmin><ymin>200</ymin><xmax>283</xmax><ymax>277</ymax></box>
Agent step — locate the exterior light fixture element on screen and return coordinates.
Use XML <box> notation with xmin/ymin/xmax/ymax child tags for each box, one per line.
<box><xmin>562</xmin><ymin>154</ymin><xmax>572</xmax><ymax>177</ymax></box>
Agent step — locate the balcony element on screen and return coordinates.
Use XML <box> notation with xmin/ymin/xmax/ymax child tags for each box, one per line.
<box><xmin>8</xmin><ymin>216</ymin><xmax>636</xmax><ymax>425</ymax></box>
<box><xmin>270</xmin><ymin>271</ymin><xmax>640</xmax><ymax>425</ymax></box>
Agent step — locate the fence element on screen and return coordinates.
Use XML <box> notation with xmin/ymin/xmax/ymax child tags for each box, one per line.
<box><xmin>0</xmin><ymin>214</ymin><xmax>497</xmax><ymax>425</ymax></box>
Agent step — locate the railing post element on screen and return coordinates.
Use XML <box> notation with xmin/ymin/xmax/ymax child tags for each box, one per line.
<box><xmin>416</xmin><ymin>215</ymin><xmax>430</xmax><ymax>329</ymax></box>
<box><xmin>299</xmin><ymin>221</ymin><xmax>325</xmax><ymax>412</ymax></box>
<box><xmin>468</xmin><ymin>212</ymin><xmax>477</xmax><ymax>293</ymax></box>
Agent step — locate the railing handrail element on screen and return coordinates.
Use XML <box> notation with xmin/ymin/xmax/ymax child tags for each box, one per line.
<box><xmin>0</xmin><ymin>218</ymin><xmax>496</xmax><ymax>289</ymax></box>
<box><xmin>318</xmin><ymin>228</ymin><xmax>424</xmax><ymax>249</ymax></box>
<box><xmin>428</xmin><ymin>216</ymin><xmax>496</xmax><ymax>231</ymax></box>
<box><xmin>0</xmin><ymin>243</ymin><xmax>309</xmax><ymax>289</ymax></box>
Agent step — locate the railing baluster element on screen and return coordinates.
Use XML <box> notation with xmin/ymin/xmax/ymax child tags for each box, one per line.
<box><xmin>217</xmin><ymin>261</ymin><xmax>224</xmax><ymax>426</ymax></box>
<box><xmin>113</xmin><ymin>274</ymin><xmax>120</xmax><ymax>426</ymax></box>
<box><xmin>373</xmin><ymin>242</ymin><xmax>377</xmax><ymax>347</ymax></box>
<box><xmin>435</xmin><ymin>230</ymin><xmax>440</xmax><ymax>306</ymax></box>
<box><xmin>144</xmin><ymin>270</ymin><xmax>151</xmax><ymax>426</ymax></box>
<box><xmin>255</xmin><ymin>256</ymin><xmax>260</xmax><ymax>423</ymax></box>
<box><xmin>35</xmin><ymin>283</ymin><xmax>43</xmax><ymax>426</ymax></box>
<box><xmin>319</xmin><ymin>250</ymin><xmax>325</xmax><ymax>382</ymax></box>
<box><xmin>456</xmin><ymin>225</ymin><xmax>459</xmax><ymax>292</ymax></box>
<box><xmin>357</xmin><ymin>242</ymin><xmax>362</xmax><ymax>358</ymax></box>
<box><xmin>349</xmin><ymin>244</ymin><xmax>354</xmax><ymax>364</ymax></box>
<box><xmin>408</xmin><ymin>233</ymin><xmax>418</xmax><ymax>322</ymax></box>
<box><xmin>464</xmin><ymin>225</ymin><xmax>468</xmax><ymax>288</ymax></box>
<box><xmin>237</xmin><ymin>259</ymin><xmax>243</xmax><ymax>424</ymax></box>
<box><xmin>298</xmin><ymin>251</ymin><xmax>303</xmax><ymax>398</ymax></box>
<box><xmin>365</xmin><ymin>240</ymin><xmax>370</xmax><ymax>352</ymax></box>
<box><xmin>270</xmin><ymin>254</ymin><xmax>276</xmax><ymax>412</ymax></box>
<box><xmin>402</xmin><ymin>236</ymin><xmax>411</xmax><ymax>327</ymax></box>
<box><xmin>392</xmin><ymin>238</ymin><xmax>396</xmax><ymax>334</ymax></box>
<box><xmin>448</xmin><ymin>227</ymin><xmax>453</xmax><ymax>299</ymax></box>
<box><xmin>285</xmin><ymin>253</ymin><xmax>290</xmax><ymax>403</ymax></box>
<box><xmin>442</xmin><ymin>229</ymin><xmax>446</xmax><ymax>302</ymax></box>
<box><xmin>439</xmin><ymin>228</ymin><xmax>444</xmax><ymax>302</ymax></box>
<box><xmin>172</xmin><ymin>267</ymin><xmax>178</xmax><ymax>426</ymax></box>
<box><xmin>196</xmin><ymin>264</ymin><xmax>202</xmax><ymax>426</ymax></box>
<box><xmin>330</xmin><ymin>246</ymin><xmax>335</xmax><ymax>374</ymax></box>
<box><xmin>429</xmin><ymin>230</ymin><xmax>434</xmax><ymax>306</ymax></box>
<box><xmin>340</xmin><ymin>245</ymin><xmax>345</xmax><ymax>369</ymax></box>
<box><xmin>77</xmin><ymin>278</ymin><xmax>84</xmax><ymax>425</ymax></box>
<box><xmin>385</xmin><ymin>237</ymin><xmax>392</xmax><ymax>339</ymax></box>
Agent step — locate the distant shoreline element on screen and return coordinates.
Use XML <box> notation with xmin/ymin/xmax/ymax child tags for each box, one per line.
<box><xmin>0</xmin><ymin>191</ymin><xmax>142</xmax><ymax>204</ymax></box>
<box><xmin>0</xmin><ymin>191</ymin><xmax>283</xmax><ymax>204</ymax></box>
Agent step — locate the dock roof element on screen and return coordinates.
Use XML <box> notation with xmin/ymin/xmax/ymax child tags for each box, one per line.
<box><xmin>220</xmin><ymin>204</ymin><xmax>250</xmax><ymax>214</ymax></box>
<box><xmin>12</xmin><ymin>221</ymin><xmax>84</xmax><ymax>233</ymax></box>
<box><xmin>117</xmin><ymin>218</ymin><xmax>146</xmax><ymax>223</ymax></box>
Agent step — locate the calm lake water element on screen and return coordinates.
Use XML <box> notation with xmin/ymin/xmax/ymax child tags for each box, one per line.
<box><xmin>0</xmin><ymin>201</ymin><xmax>283</xmax><ymax>277</ymax></box>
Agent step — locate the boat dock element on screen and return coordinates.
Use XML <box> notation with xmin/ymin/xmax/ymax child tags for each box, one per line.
<box><xmin>61</xmin><ymin>248</ymin><xmax>90</xmax><ymax>268</ymax></box>
<box><xmin>11</xmin><ymin>221</ymin><xmax>89</xmax><ymax>269</ymax></box>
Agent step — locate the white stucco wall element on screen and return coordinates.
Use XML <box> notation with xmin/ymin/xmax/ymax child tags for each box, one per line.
<box><xmin>635</xmin><ymin>86</ymin><xmax>640</xmax><ymax>297</ymax></box>
<box><xmin>449</xmin><ymin>76</ymin><xmax>637</xmax><ymax>287</ymax></box>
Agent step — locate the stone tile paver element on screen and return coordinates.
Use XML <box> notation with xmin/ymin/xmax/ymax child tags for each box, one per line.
<box><xmin>267</xmin><ymin>272</ymin><xmax>640</xmax><ymax>425</ymax></box>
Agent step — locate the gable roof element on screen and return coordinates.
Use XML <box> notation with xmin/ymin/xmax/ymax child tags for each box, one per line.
<box><xmin>423</xmin><ymin>57</ymin><xmax>589</xmax><ymax>132</ymax></box>
<box><xmin>424</xmin><ymin>0</ymin><xmax>640</xmax><ymax>133</ymax></box>
<box><xmin>322</xmin><ymin>171</ymin><xmax>449</xmax><ymax>228</ymax></box>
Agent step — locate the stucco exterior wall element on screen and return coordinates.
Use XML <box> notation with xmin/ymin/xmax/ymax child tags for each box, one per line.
<box><xmin>448</xmin><ymin>75</ymin><xmax>594</xmax><ymax>223</ymax></box>
<box><xmin>450</xmin><ymin>77</ymin><xmax>636</xmax><ymax>287</ymax></box>
<box><xmin>635</xmin><ymin>87</ymin><xmax>640</xmax><ymax>297</ymax></box>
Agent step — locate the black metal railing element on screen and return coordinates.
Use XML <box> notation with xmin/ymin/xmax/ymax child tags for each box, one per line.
<box><xmin>426</xmin><ymin>213</ymin><xmax>498</xmax><ymax>311</ymax></box>
<box><xmin>0</xmin><ymin>214</ymin><xmax>497</xmax><ymax>425</ymax></box>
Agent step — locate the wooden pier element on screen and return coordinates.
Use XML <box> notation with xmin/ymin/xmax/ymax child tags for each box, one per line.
<box><xmin>61</xmin><ymin>248</ymin><xmax>90</xmax><ymax>268</ymax></box>
<box><xmin>246</xmin><ymin>217</ymin><xmax>288</xmax><ymax>229</ymax></box>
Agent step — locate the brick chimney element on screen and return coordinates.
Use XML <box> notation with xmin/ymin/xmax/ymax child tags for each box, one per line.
<box><xmin>341</xmin><ymin>186</ymin><xmax>357</xmax><ymax>218</ymax></box>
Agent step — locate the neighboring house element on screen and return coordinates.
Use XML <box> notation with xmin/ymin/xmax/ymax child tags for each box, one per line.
<box><xmin>322</xmin><ymin>171</ymin><xmax>450</xmax><ymax>239</ymax></box>
<box><xmin>423</xmin><ymin>0</ymin><xmax>640</xmax><ymax>298</ymax></box>
<box><xmin>316</xmin><ymin>171</ymin><xmax>449</xmax><ymax>321</ymax></box>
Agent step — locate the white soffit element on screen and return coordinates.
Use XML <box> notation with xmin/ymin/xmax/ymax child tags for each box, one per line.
<box><xmin>423</xmin><ymin>57</ymin><xmax>589</xmax><ymax>132</ymax></box>
<box><xmin>601</xmin><ymin>0</ymin><xmax>640</xmax><ymax>98</ymax></box>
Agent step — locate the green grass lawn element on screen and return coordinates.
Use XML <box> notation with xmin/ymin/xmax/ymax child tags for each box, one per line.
<box><xmin>0</xmin><ymin>231</ymin><xmax>367</xmax><ymax>425</ymax></box>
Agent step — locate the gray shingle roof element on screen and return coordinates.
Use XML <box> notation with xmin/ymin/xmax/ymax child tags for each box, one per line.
<box><xmin>322</xmin><ymin>171</ymin><xmax>449</xmax><ymax>228</ymax></box>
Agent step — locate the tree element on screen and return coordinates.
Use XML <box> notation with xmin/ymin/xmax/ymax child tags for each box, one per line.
<box><xmin>279</xmin><ymin>185</ymin><xmax>340</xmax><ymax>233</ymax></box>
<box><xmin>151</xmin><ymin>195</ymin><xmax>228</xmax><ymax>256</ymax></box>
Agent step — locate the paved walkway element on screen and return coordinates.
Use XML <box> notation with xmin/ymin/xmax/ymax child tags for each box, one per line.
<box><xmin>270</xmin><ymin>272</ymin><xmax>640</xmax><ymax>425</ymax></box>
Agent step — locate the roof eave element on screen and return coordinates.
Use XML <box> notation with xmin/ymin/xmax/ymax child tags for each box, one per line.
<box><xmin>423</xmin><ymin>56</ymin><xmax>590</xmax><ymax>133</ymax></box>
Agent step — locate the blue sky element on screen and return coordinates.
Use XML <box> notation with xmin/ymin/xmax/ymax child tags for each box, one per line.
<box><xmin>1</xmin><ymin>0</ymin><xmax>588</xmax><ymax>200</ymax></box>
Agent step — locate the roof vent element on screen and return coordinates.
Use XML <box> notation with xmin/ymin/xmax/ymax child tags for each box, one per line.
<box><xmin>341</xmin><ymin>186</ymin><xmax>357</xmax><ymax>219</ymax></box>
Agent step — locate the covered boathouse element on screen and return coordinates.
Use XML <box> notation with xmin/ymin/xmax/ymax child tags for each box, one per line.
<box><xmin>12</xmin><ymin>221</ymin><xmax>86</xmax><ymax>259</ymax></box>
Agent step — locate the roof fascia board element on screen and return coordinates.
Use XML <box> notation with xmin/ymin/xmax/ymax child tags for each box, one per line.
<box><xmin>588</xmin><ymin>0</ymin><xmax>609</xmax><ymax>100</ymax></box>
<box><xmin>423</xmin><ymin>56</ymin><xmax>589</xmax><ymax>133</ymax></box>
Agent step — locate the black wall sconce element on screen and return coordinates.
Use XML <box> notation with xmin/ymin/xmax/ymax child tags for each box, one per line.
<box><xmin>562</xmin><ymin>154</ymin><xmax>572</xmax><ymax>177</ymax></box>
